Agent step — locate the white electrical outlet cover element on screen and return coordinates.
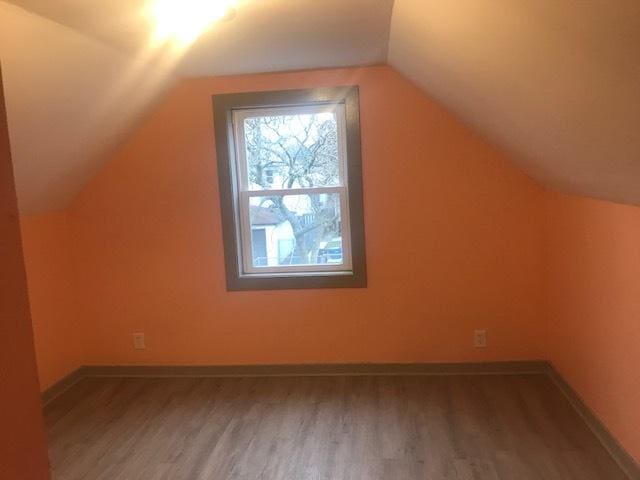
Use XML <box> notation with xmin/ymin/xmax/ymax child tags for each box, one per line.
<box><xmin>133</xmin><ymin>333</ymin><xmax>146</xmax><ymax>350</ymax></box>
<box><xmin>474</xmin><ymin>330</ymin><xmax>487</xmax><ymax>348</ymax></box>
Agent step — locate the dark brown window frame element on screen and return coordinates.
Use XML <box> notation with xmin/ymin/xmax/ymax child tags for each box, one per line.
<box><xmin>213</xmin><ymin>86</ymin><xmax>367</xmax><ymax>291</ymax></box>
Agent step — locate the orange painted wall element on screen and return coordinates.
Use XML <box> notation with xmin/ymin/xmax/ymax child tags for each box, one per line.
<box><xmin>545</xmin><ymin>192</ymin><xmax>640</xmax><ymax>463</ymax></box>
<box><xmin>20</xmin><ymin>211</ymin><xmax>85</xmax><ymax>390</ymax></box>
<box><xmin>16</xmin><ymin>64</ymin><xmax>640</xmax><ymax>468</ymax></box>
<box><xmin>67</xmin><ymin>65</ymin><xmax>547</xmax><ymax>366</ymax></box>
<box><xmin>0</xmin><ymin>68</ymin><xmax>50</xmax><ymax>479</ymax></box>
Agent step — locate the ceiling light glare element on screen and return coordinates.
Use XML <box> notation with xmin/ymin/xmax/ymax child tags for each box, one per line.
<box><xmin>151</xmin><ymin>0</ymin><xmax>236</xmax><ymax>47</ymax></box>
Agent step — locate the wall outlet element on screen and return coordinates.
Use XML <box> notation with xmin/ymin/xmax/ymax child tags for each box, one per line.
<box><xmin>473</xmin><ymin>329</ymin><xmax>488</xmax><ymax>348</ymax></box>
<box><xmin>132</xmin><ymin>332</ymin><xmax>146</xmax><ymax>350</ymax></box>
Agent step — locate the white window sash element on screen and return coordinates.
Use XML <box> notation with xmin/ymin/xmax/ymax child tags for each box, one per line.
<box><xmin>238</xmin><ymin>187</ymin><xmax>352</xmax><ymax>274</ymax></box>
<box><xmin>232</xmin><ymin>104</ymin><xmax>352</xmax><ymax>276</ymax></box>
<box><xmin>241</xmin><ymin>186</ymin><xmax>343</xmax><ymax>198</ymax></box>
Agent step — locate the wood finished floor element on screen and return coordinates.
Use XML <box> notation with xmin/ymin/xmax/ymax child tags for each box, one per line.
<box><xmin>44</xmin><ymin>374</ymin><xmax>627</xmax><ymax>480</ymax></box>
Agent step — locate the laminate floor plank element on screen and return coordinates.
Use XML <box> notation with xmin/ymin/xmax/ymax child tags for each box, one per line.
<box><xmin>44</xmin><ymin>374</ymin><xmax>628</xmax><ymax>480</ymax></box>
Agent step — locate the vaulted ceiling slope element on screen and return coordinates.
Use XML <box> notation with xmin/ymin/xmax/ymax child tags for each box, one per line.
<box><xmin>1</xmin><ymin>0</ymin><xmax>394</xmax><ymax>213</ymax></box>
<box><xmin>389</xmin><ymin>0</ymin><xmax>640</xmax><ymax>206</ymax></box>
<box><xmin>2</xmin><ymin>0</ymin><xmax>639</xmax><ymax>213</ymax></box>
<box><xmin>0</xmin><ymin>1</ymin><xmax>175</xmax><ymax>213</ymax></box>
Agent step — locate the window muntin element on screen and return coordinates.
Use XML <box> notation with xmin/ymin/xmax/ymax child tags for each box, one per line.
<box><xmin>231</xmin><ymin>104</ymin><xmax>352</xmax><ymax>275</ymax></box>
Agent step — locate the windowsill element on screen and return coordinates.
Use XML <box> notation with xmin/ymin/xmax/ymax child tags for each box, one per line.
<box><xmin>239</xmin><ymin>270</ymin><xmax>354</xmax><ymax>279</ymax></box>
<box><xmin>228</xmin><ymin>269</ymin><xmax>366</xmax><ymax>291</ymax></box>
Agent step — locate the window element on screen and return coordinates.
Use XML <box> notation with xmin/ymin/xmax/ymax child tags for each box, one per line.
<box><xmin>213</xmin><ymin>87</ymin><xmax>366</xmax><ymax>290</ymax></box>
<box><xmin>236</xmin><ymin>105</ymin><xmax>351</xmax><ymax>274</ymax></box>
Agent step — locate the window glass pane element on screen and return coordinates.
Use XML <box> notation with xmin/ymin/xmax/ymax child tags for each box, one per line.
<box><xmin>243</xmin><ymin>111</ymin><xmax>340</xmax><ymax>190</ymax></box>
<box><xmin>248</xmin><ymin>193</ymin><xmax>344</xmax><ymax>267</ymax></box>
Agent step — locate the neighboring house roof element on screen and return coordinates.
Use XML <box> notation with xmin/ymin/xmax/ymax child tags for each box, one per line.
<box><xmin>250</xmin><ymin>205</ymin><xmax>280</xmax><ymax>226</ymax></box>
<box><xmin>1</xmin><ymin>0</ymin><xmax>638</xmax><ymax>211</ymax></box>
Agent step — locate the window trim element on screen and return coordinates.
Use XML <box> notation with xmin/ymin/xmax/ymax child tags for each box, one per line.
<box><xmin>213</xmin><ymin>86</ymin><xmax>367</xmax><ymax>291</ymax></box>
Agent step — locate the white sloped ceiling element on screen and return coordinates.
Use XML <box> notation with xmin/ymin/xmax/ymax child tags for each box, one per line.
<box><xmin>388</xmin><ymin>0</ymin><xmax>640</xmax><ymax>205</ymax></box>
<box><xmin>1</xmin><ymin>0</ymin><xmax>394</xmax><ymax>213</ymax></box>
<box><xmin>3</xmin><ymin>0</ymin><xmax>639</xmax><ymax>212</ymax></box>
<box><xmin>0</xmin><ymin>1</ymin><xmax>179</xmax><ymax>213</ymax></box>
